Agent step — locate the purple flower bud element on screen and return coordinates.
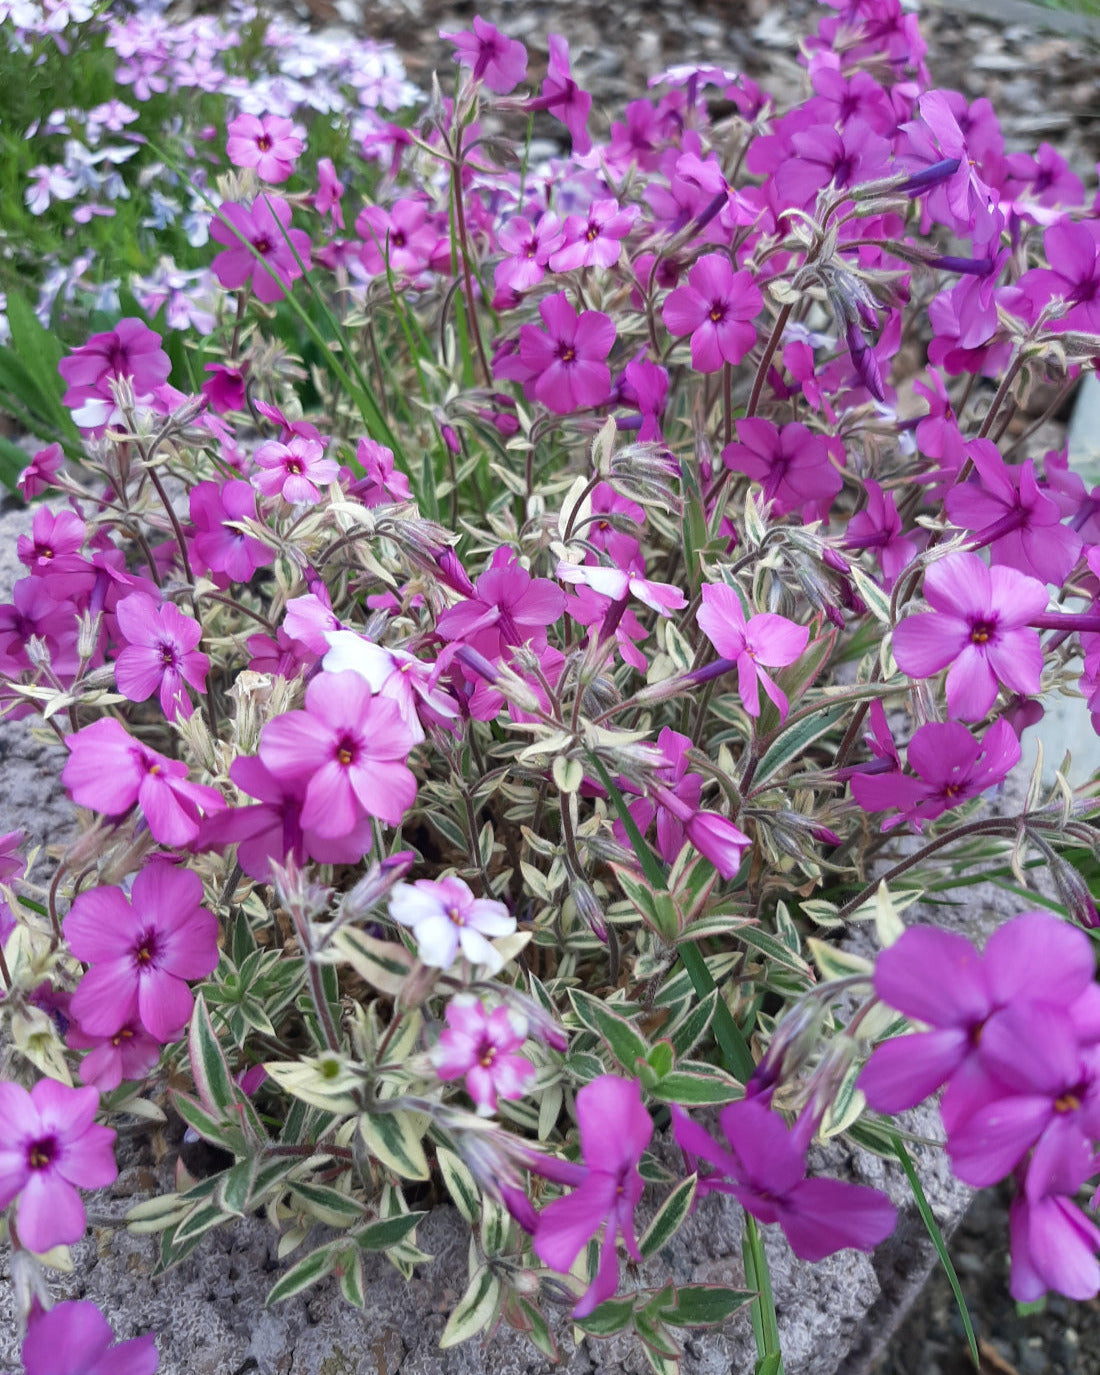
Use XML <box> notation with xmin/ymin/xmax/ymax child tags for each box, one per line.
<box><xmin>901</xmin><ymin>157</ymin><xmax>961</xmax><ymax>196</ymax></box>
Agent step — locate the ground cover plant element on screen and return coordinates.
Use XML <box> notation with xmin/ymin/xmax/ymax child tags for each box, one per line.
<box><xmin>2</xmin><ymin>0</ymin><xmax>1100</xmax><ymax>1370</ymax></box>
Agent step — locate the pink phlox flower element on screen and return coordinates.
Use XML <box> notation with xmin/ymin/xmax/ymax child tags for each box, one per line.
<box><xmin>564</xmin><ymin>582</ymin><xmax>650</xmax><ymax>672</ymax></box>
<box><xmin>931</xmin><ymin>249</ymin><xmax>1009</xmax><ymax>352</ymax></box>
<box><xmin>858</xmin><ymin>912</ymin><xmax>1100</xmax><ymax>1117</ymax></box>
<box><xmin>198</xmin><ymin>754</ymin><xmax>374</xmax><ymax>880</ymax></box>
<box><xmin>671</xmin><ymin>1098</ymin><xmax>897</xmax><ymax>1262</ymax></box>
<box><xmin>246</xmin><ymin>627</ymin><xmax>314</xmax><ymax>680</ymax></box>
<box><xmin>20</xmin><ymin>1299</ymin><xmax>158</xmax><ymax>1375</ymax></box>
<box><xmin>356</xmin><ymin>197</ymin><xmax>444</xmax><ymax>279</ymax></box>
<box><xmin>258</xmin><ymin>669</ymin><xmax>419</xmax><ymax>838</ymax></box>
<box><xmin>536</xmin><ymin>36</ymin><xmax>592</xmax><ymax>155</ymax></box>
<box><xmin>210</xmin><ymin>196</ymin><xmax>311</xmax><ymax>305</ymax></box>
<box><xmin>18</xmin><ymin>506</ymin><xmax>86</xmax><ymax>577</ymax></box>
<box><xmin>323</xmin><ymin>629</ymin><xmax>461</xmax><ymax>742</ymax></box>
<box><xmin>556</xmin><ymin>560</ymin><xmax>687</xmax><ymax>617</ymax></box>
<box><xmin>1009</xmin><ymin>1141</ymin><xmax>1100</xmax><ymax>1303</ymax></box>
<box><xmin>850</xmin><ymin>717</ymin><xmax>1020</xmax><ymax>831</ymax></box>
<box><xmin>1003</xmin><ymin>143</ymin><xmax>1084</xmax><ymax>216</ymax></box>
<box><xmin>612</xmin><ymin>727</ymin><xmax>703</xmax><ymax>864</ymax></box>
<box><xmin>58</xmin><ymin>318</ymin><xmax>170</xmax><ymax>420</ymax></box>
<box><xmin>68</xmin><ymin>1017</ymin><xmax>162</xmax><ymax>1093</ymax></box>
<box><xmin>517</xmin><ymin>290</ymin><xmax>615</xmax><ymax>414</ymax></box>
<box><xmin>62</xmin><ymin>717</ymin><xmax>224</xmax><ymax>848</ymax></box>
<box><xmin>493</xmin><ymin>213</ymin><xmax>562</xmax><ymax>297</ymax></box>
<box><xmin>0</xmin><ymin>1078</ymin><xmax>117</xmax><ymax>1253</ymax></box>
<box><xmin>843</xmin><ymin>480</ymin><xmax>919</xmax><ymax>589</ymax></box>
<box><xmin>313</xmin><ymin>156</ymin><xmax>345</xmax><ymax>229</ymax></box>
<box><xmin>252</xmin><ymin>434</ymin><xmax>339</xmax><ymax>505</ymax></box>
<box><xmin>1026</xmin><ymin>220</ymin><xmax>1100</xmax><ymax>333</ymax></box>
<box><xmin>606</xmin><ymin>98</ymin><xmax>664</xmax><ymax>175</ymax></box>
<box><xmin>226</xmin><ymin>112</ymin><xmax>303</xmax><ymax>184</ymax></box>
<box><xmin>65</xmin><ymin>861</ymin><xmax>219</xmax><ymax>1043</ymax></box>
<box><xmin>902</xmin><ymin>90</ymin><xmax>1003</xmax><ymax>248</ymax></box>
<box><xmin>777</xmin><ymin>119</ymin><xmax>892</xmax><ymax>207</ymax></box>
<box><xmin>436</xmin><ymin>547</ymin><xmax>566</xmax><ymax>661</ymax></box>
<box><xmin>18</xmin><ymin>443</ymin><xmax>64</xmax><ymax>499</ymax></box>
<box><xmin>680</xmin><ymin>809</ymin><xmax>751</xmax><ymax>880</ymax></box>
<box><xmin>252</xmin><ymin>399</ymin><xmax>329</xmax><ymax>449</ymax></box>
<box><xmin>696</xmin><ymin>581</ymin><xmax>810</xmax><ymax>721</ymax></box>
<box><xmin>662</xmin><ymin>253</ymin><xmax>762</xmax><ymax>373</ymax></box>
<box><xmin>927</xmin><ymin>284</ymin><xmax>1014</xmax><ymax>379</ymax></box>
<box><xmin>891</xmin><ymin>551</ymin><xmax>1047</xmax><ymax>720</ymax></box>
<box><xmin>113</xmin><ymin>592</ymin><xmax>209</xmax><ymax>719</ymax></box>
<box><xmin>532</xmin><ymin>1075</ymin><xmax>652</xmax><ymax>1317</ymax></box>
<box><xmin>617</xmin><ymin>357</ymin><xmax>669</xmax><ymax>442</ymax></box>
<box><xmin>548</xmin><ymin>200</ymin><xmax>638</xmax><ymax>273</ymax></box>
<box><xmin>722</xmin><ymin>418</ymin><xmax>842</xmax><ymax>521</ymax></box>
<box><xmin>432</xmin><ymin>995</ymin><xmax>534</xmax><ymax>1115</ymax></box>
<box><xmin>808</xmin><ymin>64</ymin><xmax>895</xmax><ymax>135</ymax></box>
<box><xmin>189</xmin><ymin>479</ymin><xmax>272</xmax><ymax>585</ymax></box>
<box><xmin>389</xmin><ymin>876</ymin><xmax>515</xmax><ymax>974</ymax></box>
<box><xmin>946</xmin><ymin>441</ymin><xmax>1082</xmax><ymax>586</ymax></box>
<box><xmin>585</xmin><ymin>480</ymin><xmax>645</xmax><ymax>568</ymax></box>
<box><xmin>282</xmin><ymin>590</ymin><xmax>342</xmax><ymax>655</ymax></box>
<box><xmin>0</xmin><ymin>578</ymin><xmax>80</xmax><ymax>679</ymax></box>
<box><xmin>200</xmin><ymin>362</ymin><xmax>247</xmax><ymax>414</ymax></box>
<box><xmin>441</xmin><ymin>16</ymin><xmax>527</xmax><ymax>93</ymax></box>
<box><xmin>346</xmin><ymin>437</ymin><xmax>410</xmax><ymax>506</ymax></box>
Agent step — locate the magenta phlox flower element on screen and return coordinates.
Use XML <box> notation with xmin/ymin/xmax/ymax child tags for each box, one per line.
<box><xmin>945</xmin><ymin>1003</ymin><xmax>1100</xmax><ymax>1188</ymax></box>
<box><xmin>777</xmin><ymin>119</ymin><xmax>892</xmax><ymax>206</ymax></box>
<box><xmin>323</xmin><ymin>630</ymin><xmax>460</xmax><ymax>742</ymax></box>
<box><xmin>1009</xmin><ymin>1143</ymin><xmax>1100</xmax><ymax>1303</ymax></box>
<box><xmin>721</xmin><ymin>418</ymin><xmax>842</xmax><ymax>520</ymax></box>
<box><xmin>347</xmin><ymin>437</ymin><xmax>410</xmax><ymax>507</ymax></box>
<box><xmin>201</xmin><ymin>362</ymin><xmax>247</xmax><ymax>414</ymax></box>
<box><xmin>313</xmin><ymin>156</ymin><xmax>345</xmax><ymax>229</ymax></box>
<box><xmin>282</xmin><ymin>590</ymin><xmax>342</xmax><ymax>656</ymax></box>
<box><xmin>18</xmin><ymin>506</ymin><xmax>86</xmax><ymax>576</ymax></box>
<box><xmin>858</xmin><ymin>913</ymin><xmax>1100</xmax><ymax>1117</ymax></box>
<box><xmin>672</xmin><ymin>1098</ymin><xmax>897</xmax><ymax>1261</ymax></box>
<box><xmin>517</xmin><ymin>291</ymin><xmax>615</xmax><ymax>414</ymax></box>
<box><xmin>927</xmin><ymin>284</ymin><xmax>1014</xmax><ymax>379</ymax></box>
<box><xmin>210</xmin><ymin>196</ymin><xmax>311</xmax><ymax>304</ymax></box>
<box><xmin>68</xmin><ymin>1015</ymin><xmax>162</xmax><ymax>1093</ymax></box>
<box><xmin>18</xmin><ymin>443</ymin><xmax>64</xmax><ymax>499</ymax></box>
<box><xmin>58</xmin><ymin>318</ymin><xmax>170</xmax><ymax>416</ymax></box>
<box><xmin>20</xmin><ymin>1300</ymin><xmax>158</xmax><ymax>1375</ymax></box>
<box><xmin>65</xmin><ymin>861</ymin><xmax>219</xmax><ymax>1043</ymax></box>
<box><xmin>441</xmin><ymin>16</ymin><xmax>527</xmax><ymax>93</ymax></box>
<box><xmin>1003</xmin><ymin>143</ymin><xmax>1085</xmax><ymax>217</ymax></box>
<box><xmin>226</xmin><ymin>112</ymin><xmax>303</xmax><ymax>183</ymax></box>
<box><xmin>946</xmin><ymin>442</ymin><xmax>1081</xmax><ymax>586</ymax></box>
<box><xmin>582</xmin><ymin>481</ymin><xmax>645</xmax><ymax>569</ymax></box>
<box><xmin>189</xmin><ymin>479</ymin><xmax>272</xmax><ymax>584</ymax></box>
<box><xmin>0</xmin><ymin>578</ymin><xmax>81</xmax><ymax>679</ymax></box>
<box><xmin>843</xmin><ymin>480</ymin><xmax>919</xmax><ymax>589</ymax></box>
<box><xmin>620</xmin><ymin>357</ymin><xmax>669</xmax><ymax>442</ymax></box>
<box><xmin>532</xmin><ymin>1076</ymin><xmax>652</xmax><ymax>1316</ymax></box>
<box><xmin>892</xmin><ymin>552</ymin><xmax>1047</xmax><ymax>720</ymax></box>
<box><xmin>1026</xmin><ymin>221</ymin><xmax>1100</xmax><ymax>333</ymax></box>
<box><xmin>548</xmin><ymin>200</ymin><xmax>639</xmax><ymax>273</ymax></box>
<box><xmin>390</xmin><ymin>876</ymin><xmax>515</xmax><ymax>974</ymax></box>
<box><xmin>850</xmin><ymin>717</ymin><xmax>1020</xmax><ymax>831</ymax></box>
<box><xmin>246</xmin><ymin>627</ymin><xmax>313</xmax><ymax>679</ymax></box>
<box><xmin>252</xmin><ymin>434</ymin><xmax>339</xmax><ymax>504</ymax></box>
<box><xmin>902</xmin><ymin>90</ymin><xmax>1003</xmax><ymax>247</ymax></box>
<box><xmin>258</xmin><ymin>669</ymin><xmax>419</xmax><ymax>838</ymax></box>
<box><xmin>113</xmin><ymin>592</ymin><xmax>209</xmax><ymax>719</ymax></box>
<box><xmin>62</xmin><ymin>717</ymin><xmax>224</xmax><ymax>848</ymax></box>
<box><xmin>612</xmin><ymin>727</ymin><xmax>703</xmax><ymax>864</ymax></box>
<box><xmin>357</xmin><ymin>197</ymin><xmax>445</xmax><ymax>278</ymax></box>
<box><xmin>493</xmin><ymin>213</ymin><xmax>562</xmax><ymax>297</ymax></box>
<box><xmin>808</xmin><ymin>64</ymin><xmax>894</xmax><ymax>135</ymax></box>
<box><xmin>556</xmin><ymin>560</ymin><xmax>687</xmax><ymax>617</ymax></box>
<box><xmin>436</xmin><ymin>547</ymin><xmax>566</xmax><ymax>660</ymax></box>
<box><xmin>681</xmin><ymin>809</ymin><xmax>751</xmax><ymax>880</ymax></box>
<box><xmin>0</xmin><ymin>1078</ymin><xmax>117</xmax><ymax>1252</ymax></box>
<box><xmin>200</xmin><ymin>754</ymin><xmax>374</xmax><ymax>879</ymax></box>
<box><xmin>432</xmin><ymin>995</ymin><xmax>534</xmax><ymax>1115</ymax></box>
<box><xmin>696</xmin><ymin>581</ymin><xmax>809</xmax><ymax>721</ymax></box>
<box><xmin>536</xmin><ymin>36</ymin><xmax>592</xmax><ymax>154</ymax></box>
<box><xmin>662</xmin><ymin>253</ymin><xmax>762</xmax><ymax>373</ymax></box>
<box><xmin>564</xmin><ymin>582</ymin><xmax>650</xmax><ymax>672</ymax></box>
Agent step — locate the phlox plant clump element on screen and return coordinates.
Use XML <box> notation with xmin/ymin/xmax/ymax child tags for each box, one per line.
<box><xmin>5</xmin><ymin>0</ymin><xmax>1100</xmax><ymax>1370</ymax></box>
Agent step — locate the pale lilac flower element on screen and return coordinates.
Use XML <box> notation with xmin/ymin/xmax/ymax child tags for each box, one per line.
<box><xmin>696</xmin><ymin>582</ymin><xmax>809</xmax><ymax>721</ymax></box>
<box><xmin>21</xmin><ymin>1300</ymin><xmax>158</xmax><ymax>1375</ymax></box>
<box><xmin>432</xmin><ymin>996</ymin><xmax>534</xmax><ymax>1115</ymax></box>
<box><xmin>0</xmin><ymin>1078</ymin><xmax>117</xmax><ymax>1253</ymax></box>
<box><xmin>114</xmin><ymin>593</ymin><xmax>209</xmax><ymax>719</ymax></box>
<box><xmin>892</xmin><ymin>552</ymin><xmax>1048</xmax><ymax>721</ymax></box>
<box><xmin>65</xmin><ymin>861</ymin><xmax>220</xmax><ymax>1043</ymax></box>
<box><xmin>389</xmin><ymin>876</ymin><xmax>515</xmax><ymax>974</ymax></box>
<box><xmin>532</xmin><ymin>1076</ymin><xmax>652</xmax><ymax>1317</ymax></box>
<box><xmin>26</xmin><ymin>163</ymin><xmax>79</xmax><ymax>215</ymax></box>
<box><xmin>252</xmin><ymin>435</ymin><xmax>339</xmax><ymax>504</ymax></box>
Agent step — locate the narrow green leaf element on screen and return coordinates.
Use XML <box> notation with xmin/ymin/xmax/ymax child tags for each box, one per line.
<box><xmin>649</xmin><ymin>1070</ymin><xmax>742</xmax><ymax>1107</ymax></box>
<box><xmin>439</xmin><ymin>1267</ymin><xmax>501</xmax><ymax>1348</ymax></box>
<box><xmin>359</xmin><ymin>1109</ymin><xmax>430</xmax><ymax>1181</ymax></box>
<box><xmin>892</xmin><ymin>1134</ymin><xmax>979</xmax><ymax>1369</ymax></box>
<box><xmin>640</xmin><ymin>1175</ymin><xmax>697</xmax><ymax>1258</ymax></box>
<box><xmin>338</xmin><ymin>1249</ymin><xmax>366</xmax><ymax>1308</ymax></box>
<box><xmin>266</xmin><ymin>1244</ymin><xmax>337</xmax><ymax>1305</ymax></box>
<box><xmin>189</xmin><ymin>993</ymin><xmax>236</xmax><ymax>1114</ymax></box>
<box><xmin>289</xmin><ymin>1181</ymin><xmax>365</xmax><ymax>1227</ymax></box>
<box><xmin>353</xmin><ymin>1211</ymin><xmax>425</xmax><ymax>1251</ymax></box>
<box><xmin>436</xmin><ymin>1146</ymin><xmax>479</xmax><ymax>1225</ymax></box>
<box><xmin>569</xmin><ymin>987</ymin><xmax>649</xmax><ymax>1071</ymax></box>
<box><xmin>217</xmin><ymin>1157</ymin><xmax>258</xmax><ymax>1217</ymax></box>
<box><xmin>663</xmin><ymin>1284</ymin><xmax>756</xmax><ymax>1327</ymax></box>
<box><xmin>743</xmin><ymin>1215</ymin><xmax>784</xmax><ymax>1375</ymax></box>
<box><xmin>575</xmin><ymin>1295</ymin><xmax>637</xmax><ymax>1336</ymax></box>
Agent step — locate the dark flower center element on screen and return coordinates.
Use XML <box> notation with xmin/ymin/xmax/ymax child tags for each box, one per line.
<box><xmin>112</xmin><ymin>1028</ymin><xmax>134</xmax><ymax>1046</ymax></box>
<box><xmin>285</xmin><ymin>459</ymin><xmax>303</xmax><ymax>475</ymax></box>
<box><xmin>585</xmin><ymin>224</ymin><xmax>600</xmax><ymax>242</ymax></box>
<box><xmin>134</xmin><ymin>931</ymin><xmax>159</xmax><ymax>966</ymax></box>
<box><xmin>709</xmin><ymin>302</ymin><xmax>727</xmax><ymax>323</ymax></box>
<box><xmin>253</xmin><ymin>236</ymin><xmax>272</xmax><ymax>256</ymax></box>
<box><xmin>27</xmin><ymin>1137</ymin><xmax>57</xmax><ymax>1171</ymax></box>
<box><xmin>160</xmin><ymin>643</ymin><xmax>177</xmax><ymax>667</ymax></box>
<box><xmin>256</xmin><ymin>135</ymin><xmax>272</xmax><ymax>152</ymax></box>
<box><xmin>335</xmin><ymin>735</ymin><xmax>358</xmax><ymax>767</ymax></box>
<box><xmin>478</xmin><ymin>1043</ymin><xmax>497</xmax><ymax>1068</ymax></box>
<box><xmin>969</xmin><ymin>620</ymin><xmax>995</xmax><ymax>644</ymax></box>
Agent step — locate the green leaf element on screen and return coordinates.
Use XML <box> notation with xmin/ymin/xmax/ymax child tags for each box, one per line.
<box><xmin>338</xmin><ymin>1249</ymin><xmax>366</xmax><ymax>1308</ymax></box>
<box><xmin>436</xmin><ymin>1146</ymin><xmax>479</xmax><ymax>1225</ymax></box>
<box><xmin>216</xmin><ymin>1157</ymin><xmax>258</xmax><ymax>1217</ymax></box>
<box><xmin>328</xmin><ymin>927</ymin><xmax>415</xmax><ymax>996</ymax></box>
<box><xmin>266</xmin><ymin>1244</ymin><xmax>338</xmax><ymax>1305</ymax></box>
<box><xmin>664</xmin><ymin>1284</ymin><xmax>755</xmax><ymax>1327</ymax></box>
<box><xmin>667</xmin><ymin>990</ymin><xmax>717</xmax><ymax>1061</ymax></box>
<box><xmin>892</xmin><ymin>1134</ymin><xmax>979</xmax><ymax>1368</ymax></box>
<box><xmin>634</xmin><ymin>1310</ymin><xmax>683</xmax><ymax>1361</ymax></box>
<box><xmin>0</xmin><ymin>436</ymin><xmax>28</xmax><ymax>491</ymax></box>
<box><xmin>439</xmin><ymin>1267</ymin><xmax>501</xmax><ymax>1348</ymax></box>
<box><xmin>172</xmin><ymin>1091</ymin><xmax>241</xmax><ymax>1153</ymax></box>
<box><xmin>359</xmin><ymin>1109</ymin><xmax>430</xmax><ymax>1181</ymax></box>
<box><xmin>640</xmin><ymin>1175</ymin><xmax>697</xmax><ymax>1258</ymax></box>
<box><xmin>353</xmin><ymin>1211</ymin><xmax>425</xmax><ymax>1251</ymax></box>
<box><xmin>289</xmin><ymin>1181</ymin><xmax>365</xmax><ymax>1227</ymax></box>
<box><xmin>172</xmin><ymin>1201</ymin><xmax>227</xmax><ymax>1249</ymax></box>
<box><xmin>569</xmin><ymin>988</ymin><xmax>649</xmax><ymax>1072</ymax></box>
<box><xmin>646</xmin><ymin>1040</ymin><xmax>675</xmax><ymax>1080</ymax></box>
<box><xmin>575</xmin><ymin>1295</ymin><xmax>637</xmax><ymax>1336</ymax></box>
<box><xmin>649</xmin><ymin>1069</ymin><xmax>742</xmax><ymax>1106</ymax></box>
<box><xmin>744</xmin><ymin>1215</ymin><xmax>784</xmax><ymax>1375</ymax></box>
<box><xmin>189</xmin><ymin>993</ymin><xmax>236</xmax><ymax>1114</ymax></box>
<box><xmin>736</xmin><ymin>926</ymin><xmax>813</xmax><ymax>980</ymax></box>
